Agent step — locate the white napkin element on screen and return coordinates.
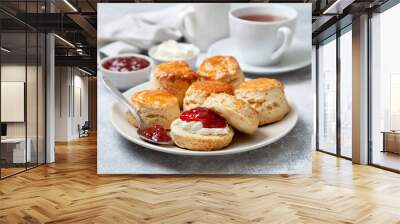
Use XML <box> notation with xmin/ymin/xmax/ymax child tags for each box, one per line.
<box><xmin>99</xmin><ymin>41</ymin><xmax>140</xmax><ymax>58</ymax></box>
<box><xmin>98</xmin><ymin>4</ymin><xmax>188</xmax><ymax>50</ymax></box>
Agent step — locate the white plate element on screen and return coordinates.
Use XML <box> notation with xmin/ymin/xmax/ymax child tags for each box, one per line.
<box><xmin>205</xmin><ymin>38</ymin><xmax>311</xmax><ymax>75</ymax></box>
<box><xmin>110</xmin><ymin>82</ymin><xmax>298</xmax><ymax>156</ymax></box>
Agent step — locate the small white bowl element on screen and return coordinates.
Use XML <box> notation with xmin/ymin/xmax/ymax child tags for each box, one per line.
<box><xmin>148</xmin><ymin>44</ymin><xmax>200</xmax><ymax>69</ymax></box>
<box><xmin>99</xmin><ymin>53</ymin><xmax>153</xmax><ymax>90</ymax></box>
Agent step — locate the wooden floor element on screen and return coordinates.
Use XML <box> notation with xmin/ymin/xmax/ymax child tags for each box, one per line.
<box><xmin>1</xmin><ymin>167</ymin><xmax>26</xmax><ymax>178</ymax></box>
<box><xmin>1</xmin><ymin>135</ymin><xmax>400</xmax><ymax>224</ymax></box>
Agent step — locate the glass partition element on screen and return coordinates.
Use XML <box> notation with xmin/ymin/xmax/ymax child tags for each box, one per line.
<box><xmin>339</xmin><ymin>28</ymin><xmax>352</xmax><ymax>158</ymax></box>
<box><xmin>370</xmin><ymin>3</ymin><xmax>400</xmax><ymax>171</ymax></box>
<box><xmin>317</xmin><ymin>36</ymin><xmax>337</xmax><ymax>154</ymax></box>
<box><xmin>0</xmin><ymin>31</ymin><xmax>28</xmax><ymax>178</ymax></box>
<box><xmin>27</xmin><ymin>31</ymin><xmax>38</xmax><ymax>169</ymax></box>
<box><xmin>316</xmin><ymin>25</ymin><xmax>354</xmax><ymax>160</ymax></box>
<box><xmin>0</xmin><ymin>1</ymin><xmax>46</xmax><ymax>179</ymax></box>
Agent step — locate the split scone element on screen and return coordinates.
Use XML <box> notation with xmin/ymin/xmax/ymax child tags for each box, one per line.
<box><xmin>183</xmin><ymin>81</ymin><xmax>233</xmax><ymax>111</ymax></box>
<box><xmin>127</xmin><ymin>90</ymin><xmax>180</xmax><ymax>130</ymax></box>
<box><xmin>170</xmin><ymin>107</ymin><xmax>234</xmax><ymax>151</ymax></box>
<box><xmin>234</xmin><ymin>78</ymin><xmax>290</xmax><ymax>126</ymax></box>
<box><xmin>203</xmin><ymin>93</ymin><xmax>259</xmax><ymax>134</ymax></box>
<box><xmin>151</xmin><ymin>60</ymin><xmax>198</xmax><ymax>107</ymax></box>
<box><xmin>197</xmin><ymin>55</ymin><xmax>245</xmax><ymax>88</ymax></box>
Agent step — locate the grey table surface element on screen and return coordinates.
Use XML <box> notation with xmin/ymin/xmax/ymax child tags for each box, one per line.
<box><xmin>97</xmin><ymin>66</ymin><xmax>313</xmax><ymax>174</ymax></box>
<box><xmin>97</xmin><ymin>3</ymin><xmax>312</xmax><ymax>174</ymax></box>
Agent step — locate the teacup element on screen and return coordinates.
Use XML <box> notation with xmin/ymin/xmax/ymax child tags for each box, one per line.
<box><xmin>229</xmin><ymin>5</ymin><xmax>297</xmax><ymax>66</ymax></box>
<box><xmin>178</xmin><ymin>4</ymin><xmax>229</xmax><ymax>52</ymax></box>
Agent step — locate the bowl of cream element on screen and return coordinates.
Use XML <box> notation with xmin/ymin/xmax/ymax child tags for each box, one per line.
<box><xmin>148</xmin><ymin>40</ymin><xmax>200</xmax><ymax>68</ymax></box>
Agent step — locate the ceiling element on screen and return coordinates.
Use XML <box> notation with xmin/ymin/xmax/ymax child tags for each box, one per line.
<box><xmin>0</xmin><ymin>0</ymin><xmax>98</xmax><ymax>73</ymax></box>
<box><xmin>311</xmin><ymin>0</ymin><xmax>392</xmax><ymax>43</ymax></box>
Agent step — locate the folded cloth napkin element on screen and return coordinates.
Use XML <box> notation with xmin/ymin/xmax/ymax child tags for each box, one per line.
<box><xmin>99</xmin><ymin>41</ymin><xmax>140</xmax><ymax>58</ymax></box>
<box><xmin>98</xmin><ymin>4</ymin><xmax>188</xmax><ymax>50</ymax></box>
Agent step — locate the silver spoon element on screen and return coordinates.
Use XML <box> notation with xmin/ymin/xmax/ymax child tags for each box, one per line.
<box><xmin>102</xmin><ymin>77</ymin><xmax>173</xmax><ymax>145</ymax></box>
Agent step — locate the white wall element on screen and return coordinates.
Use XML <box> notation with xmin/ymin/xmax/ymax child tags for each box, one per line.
<box><xmin>1</xmin><ymin>82</ymin><xmax>24</xmax><ymax>122</ymax></box>
<box><xmin>54</xmin><ymin>67</ymin><xmax>89</xmax><ymax>141</ymax></box>
<box><xmin>1</xmin><ymin>65</ymin><xmax>43</xmax><ymax>138</ymax></box>
<box><xmin>74</xmin><ymin>74</ymin><xmax>89</xmax><ymax>135</ymax></box>
<box><xmin>1</xmin><ymin>65</ymin><xmax>26</xmax><ymax>138</ymax></box>
<box><xmin>1</xmin><ymin>63</ymin><xmax>47</xmax><ymax>164</ymax></box>
<box><xmin>54</xmin><ymin>67</ymin><xmax>69</xmax><ymax>141</ymax></box>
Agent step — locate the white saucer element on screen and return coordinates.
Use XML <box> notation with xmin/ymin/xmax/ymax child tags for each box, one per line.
<box><xmin>204</xmin><ymin>38</ymin><xmax>311</xmax><ymax>75</ymax></box>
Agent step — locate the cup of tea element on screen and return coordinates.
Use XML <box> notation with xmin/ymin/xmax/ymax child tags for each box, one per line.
<box><xmin>229</xmin><ymin>5</ymin><xmax>297</xmax><ymax>66</ymax></box>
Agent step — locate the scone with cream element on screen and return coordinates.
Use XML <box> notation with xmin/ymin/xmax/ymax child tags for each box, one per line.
<box><xmin>203</xmin><ymin>93</ymin><xmax>259</xmax><ymax>134</ymax></box>
<box><xmin>127</xmin><ymin>90</ymin><xmax>180</xmax><ymax>130</ymax></box>
<box><xmin>170</xmin><ymin>107</ymin><xmax>234</xmax><ymax>151</ymax></box>
<box><xmin>234</xmin><ymin>78</ymin><xmax>290</xmax><ymax>125</ymax></box>
<box><xmin>151</xmin><ymin>60</ymin><xmax>198</xmax><ymax>107</ymax></box>
<box><xmin>183</xmin><ymin>81</ymin><xmax>233</xmax><ymax>111</ymax></box>
<box><xmin>198</xmin><ymin>55</ymin><xmax>244</xmax><ymax>88</ymax></box>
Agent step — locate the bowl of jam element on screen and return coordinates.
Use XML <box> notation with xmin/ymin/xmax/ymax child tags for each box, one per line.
<box><xmin>100</xmin><ymin>54</ymin><xmax>153</xmax><ymax>90</ymax></box>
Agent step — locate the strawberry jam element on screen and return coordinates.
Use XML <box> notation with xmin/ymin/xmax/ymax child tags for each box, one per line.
<box><xmin>102</xmin><ymin>56</ymin><xmax>150</xmax><ymax>72</ymax></box>
<box><xmin>180</xmin><ymin>107</ymin><xmax>227</xmax><ymax>128</ymax></box>
<box><xmin>139</xmin><ymin>125</ymin><xmax>171</xmax><ymax>143</ymax></box>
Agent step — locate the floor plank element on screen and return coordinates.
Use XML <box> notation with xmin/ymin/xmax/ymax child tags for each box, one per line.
<box><xmin>0</xmin><ymin>135</ymin><xmax>399</xmax><ymax>224</ymax></box>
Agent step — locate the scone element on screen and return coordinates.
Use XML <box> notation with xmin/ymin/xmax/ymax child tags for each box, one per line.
<box><xmin>234</xmin><ymin>78</ymin><xmax>290</xmax><ymax>125</ymax></box>
<box><xmin>170</xmin><ymin>107</ymin><xmax>234</xmax><ymax>151</ymax></box>
<box><xmin>126</xmin><ymin>90</ymin><xmax>180</xmax><ymax>130</ymax></box>
<box><xmin>151</xmin><ymin>60</ymin><xmax>198</xmax><ymax>107</ymax></box>
<box><xmin>183</xmin><ymin>81</ymin><xmax>233</xmax><ymax>111</ymax></box>
<box><xmin>203</xmin><ymin>93</ymin><xmax>259</xmax><ymax>134</ymax></box>
<box><xmin>198</xmin><ymin>55</ymin><xmax>245</xmax><ymax>88</ymax></box>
